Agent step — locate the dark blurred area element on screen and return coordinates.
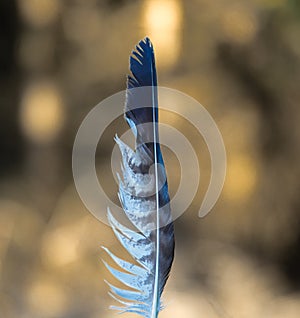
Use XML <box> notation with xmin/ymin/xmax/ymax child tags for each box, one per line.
<box><xmin>1</xmin><ymin>0</ymin><xmax>300</xmax><ymax>317</ymax></box>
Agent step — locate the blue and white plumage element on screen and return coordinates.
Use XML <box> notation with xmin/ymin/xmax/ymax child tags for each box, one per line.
<box><xmin>102</xmin><ymin>38</ymin><xmax>175</xmax><ymax>318</ymax></box>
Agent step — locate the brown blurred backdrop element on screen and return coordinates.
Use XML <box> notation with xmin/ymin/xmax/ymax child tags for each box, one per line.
<box><xmin>1</xmin><ymin>0</ymin><xmax>300</xmax><ymax>317</ymax></box>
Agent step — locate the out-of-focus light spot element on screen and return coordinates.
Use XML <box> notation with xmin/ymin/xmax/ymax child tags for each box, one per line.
<box><xmin>0</xmin><ymin>200</ymin><xmax>43</xmax><ymax>250</ymax></box>
<box><xmin>224</xmin><ymin>154</ymin><xmax>257</xmax><ymax>203</ymax></box>
<box><xmin>41</xmin><ymin>222</ymin><xmax>86</xmax><ymax>267</ymax></box>
<box><xmin>212</xmin><ymin>251</ymin><xmax>275</xmax><ymax>317</ymax></box>
<box><xmin>20</xmin><ymin>82</ymin><xmax>64</xmax><ymax>144</ymax></box>
<box><xmin>161</xmin><ymin>291</ymin><xmax>219</xmax><ymax>318</ymax></box>
<box><xmin>143</xmin><ymin>0</ymin><xmax>182</xmax><ymax>69</ymax></box>
<box><xmin>27</xmin><ymin>279</ymin><xmax>67</xmax><ymax>316</ymax></box>
<box><xmin>221</xmin><ymin>7</ymin><xmax>258</xmax><ymax>44</ymax></box>
<box><xmin>18</xmin><ymin>0</ymin><xmax>61</xmax><ymax>27</ymax></box>
<box><xmin>220</xmin><ymin>106</ymin><xmax>259</xmax><ymax>152</ymax></box>
<box><xmin>51</xmin><ymin>184</ymin><xmax>116</xmax><ymax>248</ymax></box>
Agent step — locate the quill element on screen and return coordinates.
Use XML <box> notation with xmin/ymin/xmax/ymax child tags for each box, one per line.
<box><xmin>102</xmin><ymin>38</ymin><xmax>175</xmax><ymax>318</ymax></box>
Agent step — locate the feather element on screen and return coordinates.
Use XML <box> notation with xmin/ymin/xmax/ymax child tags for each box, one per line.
<box><xmin>102</xmin><ymin>38</ymin><xmax>175</xmax><ymax>318</ymax></box>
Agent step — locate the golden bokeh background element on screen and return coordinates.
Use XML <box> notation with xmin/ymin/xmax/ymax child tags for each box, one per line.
<box><xmin>1</xmin><ymin>0</ymin><xmax>300</xmax><ymax>317</ymax></box>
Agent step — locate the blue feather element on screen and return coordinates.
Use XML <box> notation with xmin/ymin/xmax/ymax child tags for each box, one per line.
<box><xmin>102</xmin><ymin>38</ymin><xmax>175</xmax><ymax>318</ymax></box>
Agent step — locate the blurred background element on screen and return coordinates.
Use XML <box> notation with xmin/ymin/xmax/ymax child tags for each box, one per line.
<box><xmin>1</xmin><ymin>0</ymin><xmax>300</xmax><ymax>317</ymax></box>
